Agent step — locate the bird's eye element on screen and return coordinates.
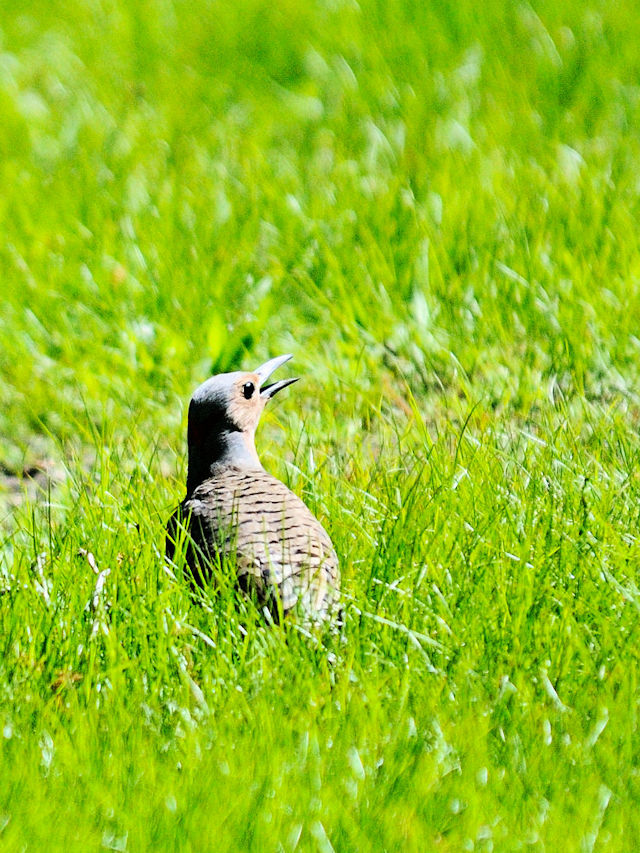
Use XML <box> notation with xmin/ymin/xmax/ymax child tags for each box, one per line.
<box><xmin>242</xmin><ymin>381</ymin><xmax>255</xmax><ymax>399</ymax></box>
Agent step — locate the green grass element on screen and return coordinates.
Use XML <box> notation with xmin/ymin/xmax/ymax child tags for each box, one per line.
<box><xmin>2</xmin><ymin>0</ymin><xmax>640</xmax><ymax>848</ymax></box>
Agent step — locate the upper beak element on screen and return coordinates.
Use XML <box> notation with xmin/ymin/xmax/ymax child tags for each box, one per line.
<box><xmin>255</xmin><ymin>354</ymin><xmax>300</xmax><ymax>399</ymax></box>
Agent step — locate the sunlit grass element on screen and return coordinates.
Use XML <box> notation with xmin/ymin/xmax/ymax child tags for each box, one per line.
<box><xmin>2</xmin><ymin>0</ymin><xmax>640</xmax><ymax>849</ymax></box>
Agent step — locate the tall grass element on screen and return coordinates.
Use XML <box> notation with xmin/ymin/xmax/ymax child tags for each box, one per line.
<box><xmin>2</xmin><ymin>0</ymin><xmax>640</xmax><ymax>849</ymax></box>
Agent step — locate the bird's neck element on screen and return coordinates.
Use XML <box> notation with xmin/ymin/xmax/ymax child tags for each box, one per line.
<box><xmin>187</xmin><ymin>428</ymin><xmax>261</xmax><ymax>494</ymax></box>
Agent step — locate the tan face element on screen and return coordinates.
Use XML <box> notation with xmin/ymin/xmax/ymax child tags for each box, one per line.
<box><xmin>186</xmin><ymin>356</ymin><xmax>297</xmax><ymax>484</ymax></box>
<box><xmin>188</xmin><ymin>355</ymin><xmax>298</xmax><ymax>448</ymax></box>
<box><xmin>227</xmin><ymin>373</ymin><xmax>267</xmax><ymax>434</ymax></box>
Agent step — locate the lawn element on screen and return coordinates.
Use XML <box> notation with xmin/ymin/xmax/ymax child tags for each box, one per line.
<box><xmin>2</xmin><ymin>0</ymin><xmax>640</xmax><ymax>849</ymax></box>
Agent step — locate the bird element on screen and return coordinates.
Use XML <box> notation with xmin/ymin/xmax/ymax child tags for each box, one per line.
<box><xmin>166</xmin><ymin>354</ymin><xmax>340</xmax><ymax>624</ymax></box>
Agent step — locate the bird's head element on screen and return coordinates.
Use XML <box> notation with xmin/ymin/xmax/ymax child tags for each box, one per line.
<box><xmin>186</xmin><ymin>354</ymin><xmax>298</xmax><ymax>485</ymax></box>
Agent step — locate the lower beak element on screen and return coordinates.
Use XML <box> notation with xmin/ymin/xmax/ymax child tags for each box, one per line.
<box><xmin>255</xmin><ymin>354</ymin><xmax>300</xmax><ymax>399</ymax></box>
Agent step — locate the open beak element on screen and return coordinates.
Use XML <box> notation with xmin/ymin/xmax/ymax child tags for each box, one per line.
<box><xmin>255</xmin><ymin>354</ymin><xmax>300</xmax><ymax>399</ymax></box>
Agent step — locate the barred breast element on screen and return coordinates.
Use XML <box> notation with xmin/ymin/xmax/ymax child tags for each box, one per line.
<box><xmin>167</xmin><ymin>465</ymin><xmax>340</xmax><ymax>622</ymax></box>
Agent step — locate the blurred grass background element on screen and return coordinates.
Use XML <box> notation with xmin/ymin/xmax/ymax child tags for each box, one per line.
<box><xmin>2</xmin><ymin>0</ymin><xmax>640</xmax><ymax>849</ymax></box>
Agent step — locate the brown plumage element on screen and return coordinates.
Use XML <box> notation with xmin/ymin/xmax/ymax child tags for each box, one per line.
<box><xmin>166</xmin><ymin>354</ymin><xmax>340</xmax><ymax>623</ymax></box>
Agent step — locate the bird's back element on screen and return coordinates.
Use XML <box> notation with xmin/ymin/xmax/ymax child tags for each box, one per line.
<box><xmin>167</xmin><ymin>465</ymin><xmax>340</xmax><ymax>622</ymax></box>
